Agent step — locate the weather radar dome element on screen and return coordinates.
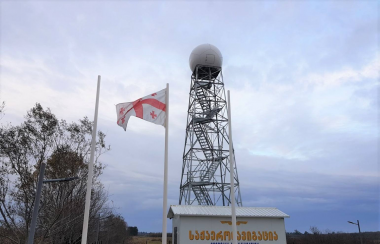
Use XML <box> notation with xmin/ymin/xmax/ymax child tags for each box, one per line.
<box><xmin>189</xmin><ymin>44</ymin><xmax>223</xmax><ymax>72</ymax></box>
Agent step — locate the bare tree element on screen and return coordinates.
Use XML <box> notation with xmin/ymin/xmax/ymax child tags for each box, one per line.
<box><xmin>97</xmin><ymin>214</ymin><xmax>129</xmax><ymax>244</ymax></box>
<box><xmin>0</xmin><ymin>103</ymin><xmax>117</xmax><ymax>244</ymax></box>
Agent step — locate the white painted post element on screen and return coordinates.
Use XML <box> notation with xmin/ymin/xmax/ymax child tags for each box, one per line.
<box><xmin>162</xmin><ymin>83</ymin><xmax>169</xmax><ymax>244</ymax></box>
<box><xmin>81</xmin><ymin>75</ymin><xmax>101</xmax><ymax>244</ymax></box>
<box><xmin>227</xmin><ymin>90</ymin><xmax>238</xmax><ymax>244</ymax></box>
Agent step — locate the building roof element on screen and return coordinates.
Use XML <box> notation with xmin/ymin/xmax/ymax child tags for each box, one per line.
<box><xmin>167</xmin><ymin>205</ymin><xmax>289</xmax><ymax>219</ymax></box>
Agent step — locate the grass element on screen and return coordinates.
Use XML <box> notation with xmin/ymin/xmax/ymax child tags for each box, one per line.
<box><xmin>130</xmin><ymin>236</ymin><xmax>172</xmax><ymax>244</ymax></box>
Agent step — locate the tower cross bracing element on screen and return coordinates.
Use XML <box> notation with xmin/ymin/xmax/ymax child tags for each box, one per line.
<box><xmin>179</xmin><ymin>65</ymin><xmax>242</xmax><ymax>206</ymax></box>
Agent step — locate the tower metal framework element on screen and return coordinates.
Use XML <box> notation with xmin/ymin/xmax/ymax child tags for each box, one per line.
<box><xmin>179</xmin><ymin>65</ymin><xmax>242</xmax><ymax>206</ymax></box>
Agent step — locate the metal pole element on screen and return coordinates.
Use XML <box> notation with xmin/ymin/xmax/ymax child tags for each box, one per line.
<box><xmin>81</xmin><ymin>75</ymin><xmax>101</xmax><ymax>244</ymax></box>
<box><xmin>27</xmin><ymin>162</ymin><xmax>46</xmax><ymax>244</ymax></box>
<box><xmin>162</xmin><ymin>83</ymin><xmax>169</xmax><ymax>244</ymax></box>
<box><xmin>227</xmin><ymin>90</ymin><xmax>238</xmax><ymax>244</ymax></box>
<box><xmin>357</xmin><ymin>220</ymin><xmax>363</xmax><ymax>244</ymax></box>
<box><xmin>43</xmin><ymin>176</ymin><xmax>79</xmax><ymax>183</ymax></box>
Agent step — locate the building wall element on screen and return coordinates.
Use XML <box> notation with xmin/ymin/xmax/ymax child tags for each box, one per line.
<box><xmin>172</xmin><ymin>216</ymin><xmax>286</xmax><ymax>244</ymax></box>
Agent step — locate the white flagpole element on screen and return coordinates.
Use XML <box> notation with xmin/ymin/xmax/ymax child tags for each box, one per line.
<box><xmin>227</xmin><ymin>90</ymin><xmax>238</xmax><ymax>244</ymax></box>
<box><xmin>162</xmin><ymin>83</ymin><xmax>169</xmax><ymax>244</ymax></box>
<box><xmin>81</xmin><ymin>75</ymin><xmax>101</xmax><ymax>244</ymax></box>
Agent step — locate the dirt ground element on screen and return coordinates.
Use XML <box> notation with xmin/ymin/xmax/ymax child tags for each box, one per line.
<box><xmin>130</xmin><ymin>236</ymin><xmax>172</xmax><ymax>244</ymax></box>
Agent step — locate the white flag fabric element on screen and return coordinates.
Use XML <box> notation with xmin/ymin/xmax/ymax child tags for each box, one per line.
<box><xmin>116</xmin><ymin>88</ymin><xmax>166</xmax><ymax>130</ymax></box>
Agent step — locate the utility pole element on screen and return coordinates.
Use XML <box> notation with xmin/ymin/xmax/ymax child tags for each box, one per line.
<box><xmin>27</xmin><ymin>162</ymin><xmax>46</xmax><ymax>244</ymax></box>
<box><xmin>26</xmin><ymin>167</ymin><xmax>79</xmax><ymax>244</ymax></box>
<box><xmin>348</xmin><ymin>220</ymin><xmax>363</xmax><ymax>244</ymax></box>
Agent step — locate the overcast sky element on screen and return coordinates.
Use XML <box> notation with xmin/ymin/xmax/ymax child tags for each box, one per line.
<box><xmin>0</xmin><ymin>0</ymin><xmax>378</xmax><ymax>233</ymax></box>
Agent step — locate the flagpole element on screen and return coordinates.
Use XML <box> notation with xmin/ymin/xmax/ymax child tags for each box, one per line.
<box><xmin>162</xmin><ymin>83</ymin><xmax>169</xmax><ymax>244</ymax></box>
<box><xmin>81</xmin><ymin>75</ymin><xmax>101</xmax><ymax>244</ymax></box>
<box><xmin>227</xmin><ymin>90</ymin><xmax>238</xmax><ymax>244</ymax></box>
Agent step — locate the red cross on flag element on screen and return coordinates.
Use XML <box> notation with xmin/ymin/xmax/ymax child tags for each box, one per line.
<box><xmin>116</xmin><ymin>88</ymin><xmax>166</xmax><ymax>130</ymax></box>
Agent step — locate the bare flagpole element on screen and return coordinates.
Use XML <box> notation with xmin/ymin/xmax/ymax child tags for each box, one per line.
<box><xmin>162</xmin><ymin>83</ymin><xmax>169</xmax><ymax>244</ymax></box>
<box><xmin>227</xmin><ymin>90</ymin><xmax>238</xmax><ymax>244</ymax></box>
<box><xmin>81</xmin><ymin>75</ymin><xmax>101</xmax><ymax>244</ymax></box>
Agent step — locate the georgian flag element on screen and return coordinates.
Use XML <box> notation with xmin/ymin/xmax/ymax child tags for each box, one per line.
<box><xmin>116</xmin><ymin>88</ymin><xmax>167</xmax><ymax>130</ymax></box>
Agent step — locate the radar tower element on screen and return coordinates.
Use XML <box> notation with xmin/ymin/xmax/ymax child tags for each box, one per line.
<box><xmin>179</xmin><ymin>44</ymin><xmax>242</xmax><ymax>206</ymax></box>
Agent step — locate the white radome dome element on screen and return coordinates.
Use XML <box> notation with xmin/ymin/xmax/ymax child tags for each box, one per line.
<box><xmin>189</xmin><ymin>44</ymin><xmax>223</xmax><ymax>72</ymax></box>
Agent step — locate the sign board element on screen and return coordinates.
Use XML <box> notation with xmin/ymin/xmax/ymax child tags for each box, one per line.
<box><xmin>173</xmin><ymin>216</ymin><xmax>286</xmax><ymax>244</ymax></box>
<box><xmin>168</xmin><ymin>205</ymin><xmax>289</xmax><ymax>244</ymax></box>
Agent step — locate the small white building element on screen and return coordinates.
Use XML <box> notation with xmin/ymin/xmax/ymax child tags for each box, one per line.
<box><xmin>168</xmin><ymin>205</ymin><xmax>289</xmax><ymax>244</ymax></box>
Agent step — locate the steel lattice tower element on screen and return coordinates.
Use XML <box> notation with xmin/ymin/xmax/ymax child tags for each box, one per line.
<box><xmin>179</xmin><ymin>64</ymin><xmax>242</xmax><ymax>206</ymax></box>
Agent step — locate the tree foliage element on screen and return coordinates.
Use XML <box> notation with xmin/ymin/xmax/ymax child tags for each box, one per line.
<box><xmin>0</xmin><ymin>103</ymin><xmax>128</xmax><ymax>243</ymax></box>
<box><xmin>100</xmin><ymin>214</ymin><xmax>130</xmax><ymax>243</ymax></box>
<box><xmin>128</xmin><ymin>226</ymin><xmax>138</xmax><ymax>236</ymax></box>
<box><xmin>286</xmin><ymin>227</ymin><xmax>378</xmax><ymax>244</ymax></box>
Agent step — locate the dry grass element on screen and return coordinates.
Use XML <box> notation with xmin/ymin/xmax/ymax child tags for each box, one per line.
<box><xmin>130</xmin><ymin>236</ymin><xmax>172</xmax><ymax>244</ymax></box>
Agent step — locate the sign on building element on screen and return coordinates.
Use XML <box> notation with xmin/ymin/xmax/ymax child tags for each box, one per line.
<box><xmin>168</xmin><ymin>205</ymin><xmax>289</xmax><ymax>244</ymax></box>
